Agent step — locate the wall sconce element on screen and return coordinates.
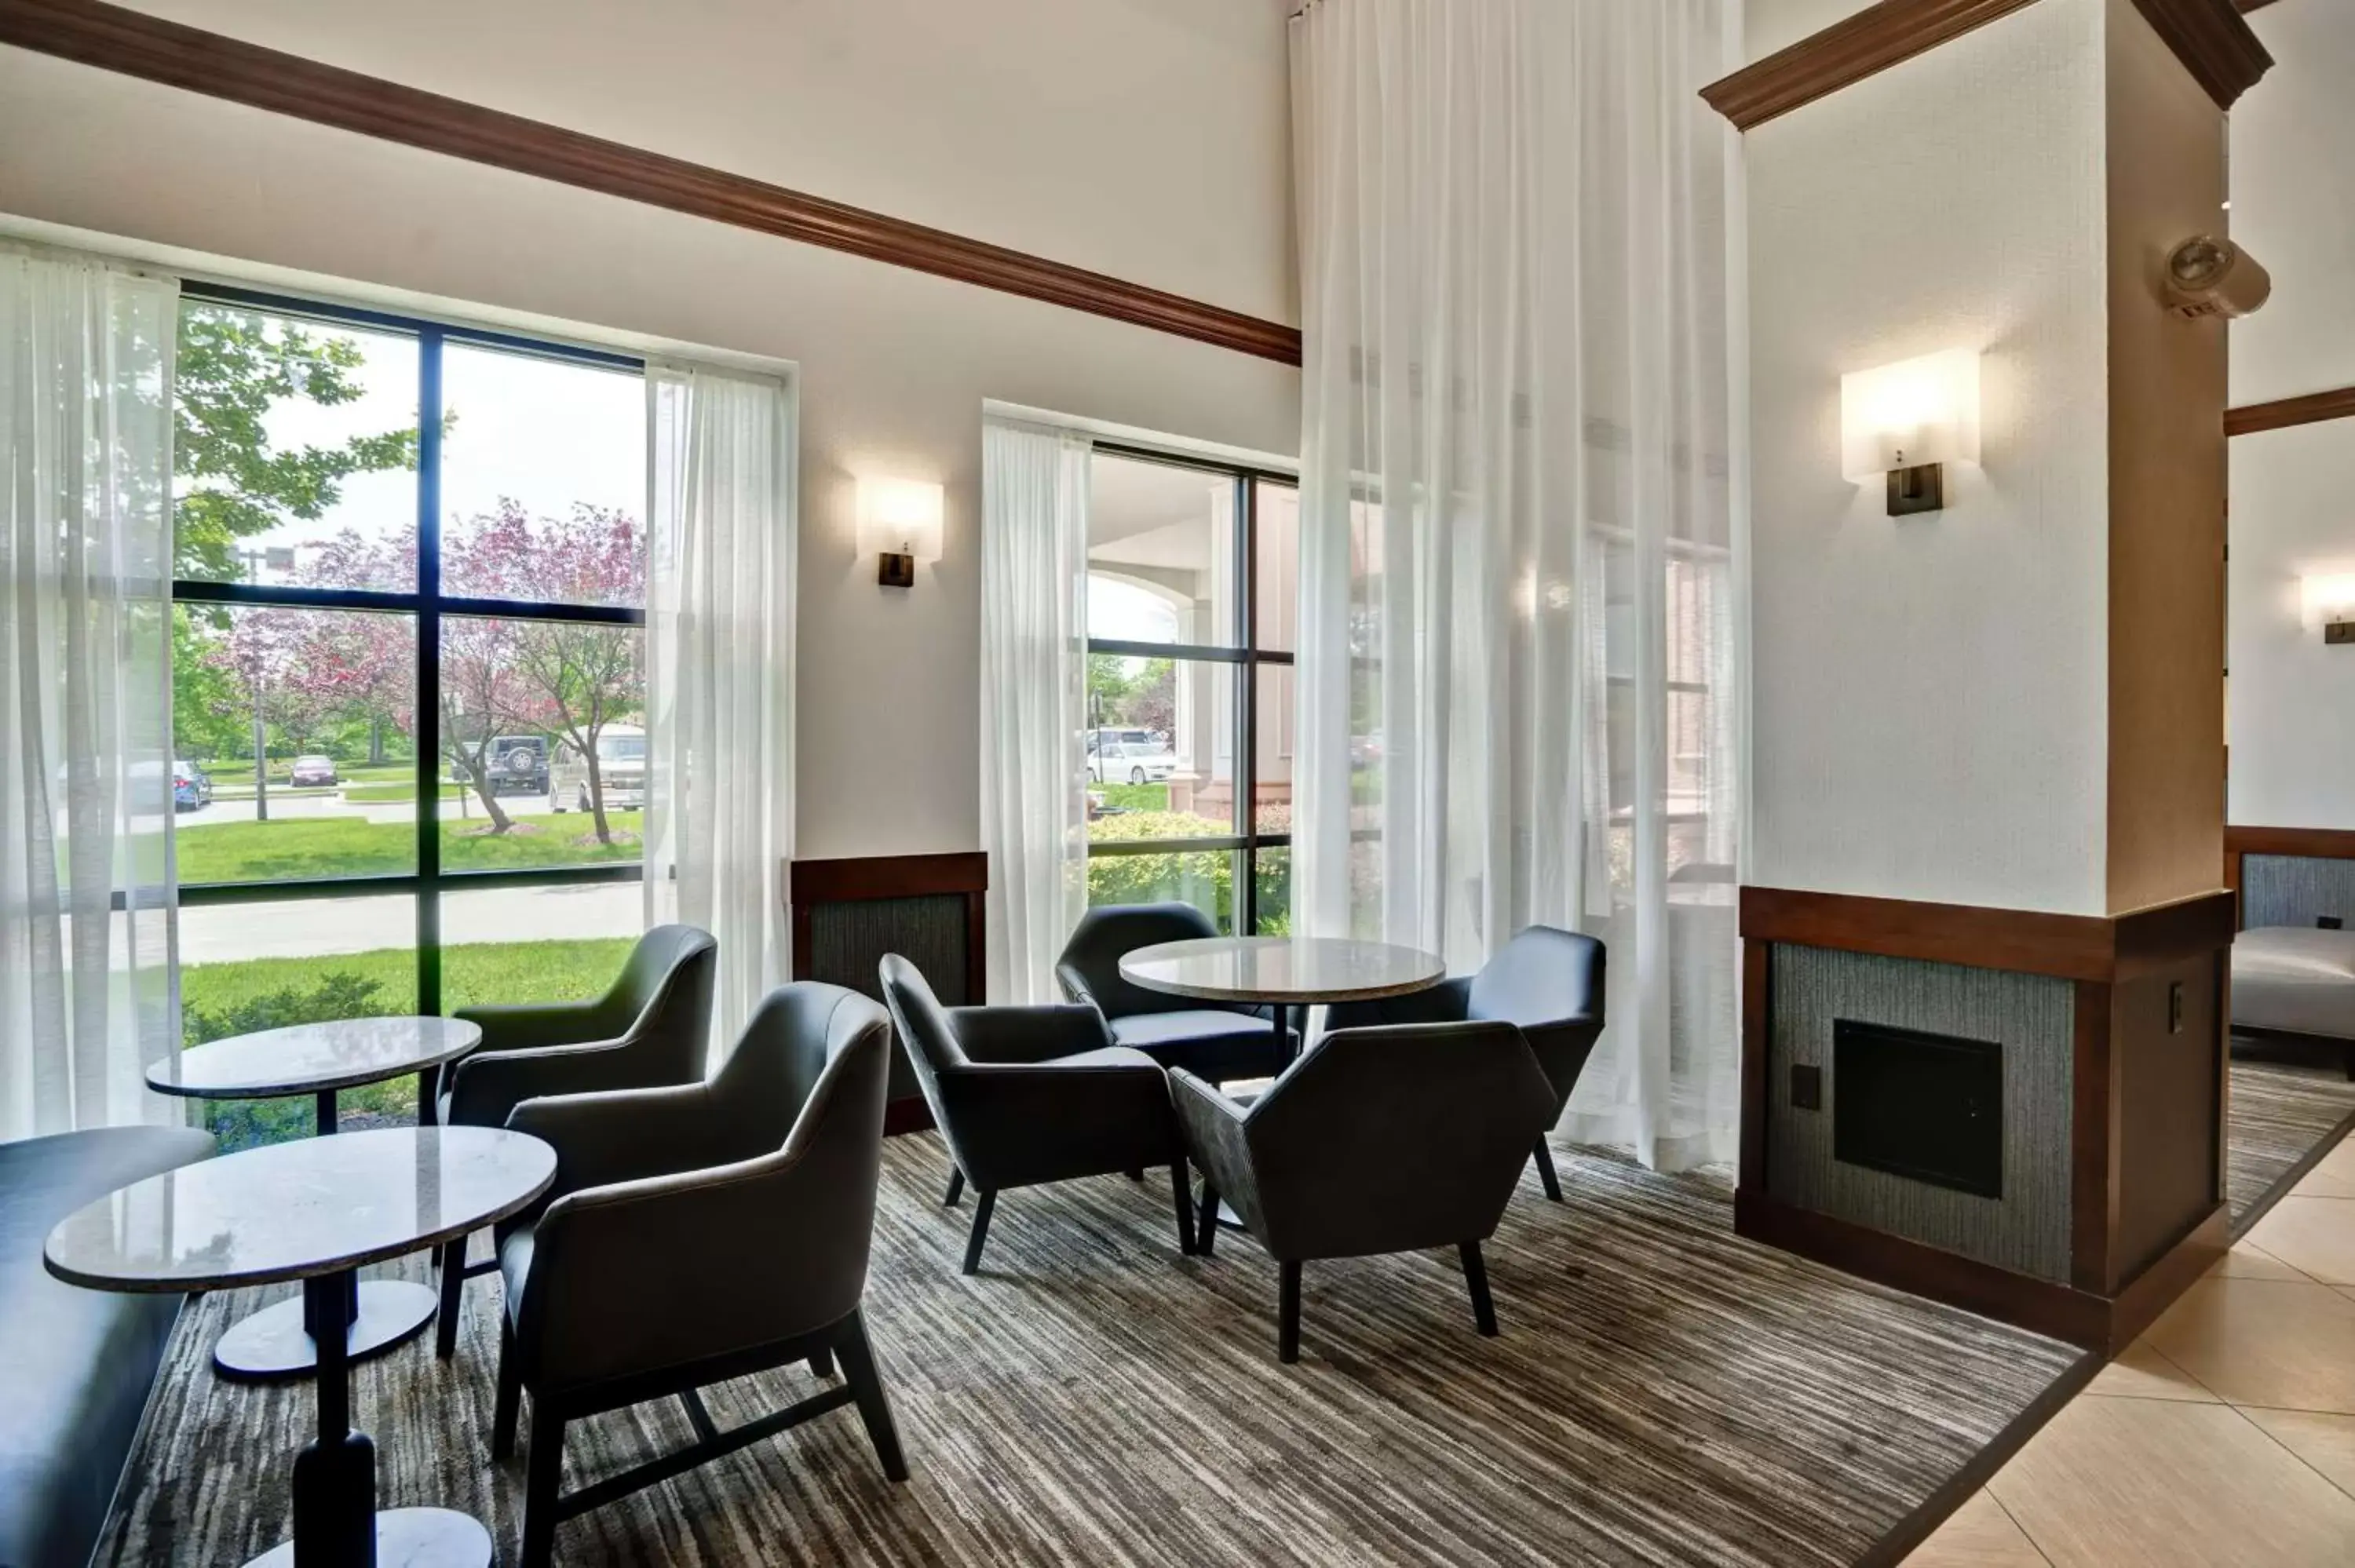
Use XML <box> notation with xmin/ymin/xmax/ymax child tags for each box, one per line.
<box><xmin>856</xmin><ymin>477</ymin><xmax>944</xmax><ymax>589</ymax></box>
<box><xmin>2302</xmin><ymin>573</ymin><xmax>2355</xmax><ymax>645</ymax></box>
<box><xmin>1841</xmin><ymin>348</ymin><xmax>1981</xmax><ymax>517</ymax></box>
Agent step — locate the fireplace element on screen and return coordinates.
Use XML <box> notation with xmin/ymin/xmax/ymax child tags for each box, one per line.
<box><xmin>1832</xmin><ymin>1019</ymin><xmax>2004</xmax><ymax>1199</ymax></box>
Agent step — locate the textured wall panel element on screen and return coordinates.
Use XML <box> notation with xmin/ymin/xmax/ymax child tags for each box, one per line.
<box><xmin>1767</xmin><ymin>945</ymin><xmax>2076</xmax><ymax>1281</ymax></box>
<box><xmin>2242</xmin><ymin>854</ymin><xmax>2355</xmax><ymax>932</ymax></box>
<box><xmin>808</xmin><ymin>894</ymin><xmax>971</xmax><ymax>1100</ymax></box>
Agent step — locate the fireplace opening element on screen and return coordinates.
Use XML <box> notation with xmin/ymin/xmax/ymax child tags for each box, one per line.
<box><xmin>1832</xmin><ymin>1019</ymin><xmax>2004</xmax><ymax>1198</ymax></box>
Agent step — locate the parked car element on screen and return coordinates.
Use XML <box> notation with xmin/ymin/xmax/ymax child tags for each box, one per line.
<box><xmin>550</xmin><ymin>724</ymin><xmax>645</xmax><ymax>814</ymax></box>
<box><xmin>289</xmin><ymin>754</ymin><xmax>339</xmax><ymax>788</ymax></box>
<box><xmin>485</xmin><ymin>735</ymin><xmax>549</xmax><ymax>797</ymax></box>
<box><xmin>1092</xmin><ymin>740</ymin><xmax>1178</xmax><ymax>786</ymax></box>
<box><xmin>171</xmin><ymin>760</ymin><xmax>211</xmax><ymax>812</ymax></box>
<box><xmin>1087</xmin><ymin>727</ymin><xmax>1162</xmax><ymax>760</ymax></box>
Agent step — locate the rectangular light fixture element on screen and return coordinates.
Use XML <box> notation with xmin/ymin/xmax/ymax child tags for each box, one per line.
<box><xmin>1840</xmin><ymin>348</ymin><xmax>1981</xmax><ymax>517</ymax></box>
<box><xmin>856</xmin><ymin>477</ymin><xmax>945</xmax><ymax>588</ymax></box>
<box><xmin>2302</xmin><ymin>572</ymin><xmax>2355</xmax><ymax>644</ymax></box>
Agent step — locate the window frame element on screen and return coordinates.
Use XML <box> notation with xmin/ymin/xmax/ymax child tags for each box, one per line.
<box><xmin>168</xmin><ymin>281</ymin><xmax>648</xmax><ymax>1015</ymax></box>
<box><xmin>1085</xmin><ymin>439</ymin><xmax>1294</xmax><ymax>935</ymax></box>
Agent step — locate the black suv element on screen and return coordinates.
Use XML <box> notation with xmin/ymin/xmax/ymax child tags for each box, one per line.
<box><xmin>486</xmin><ymin>735</ymin><xmax>549</xmax><ymax>797</ymax></box>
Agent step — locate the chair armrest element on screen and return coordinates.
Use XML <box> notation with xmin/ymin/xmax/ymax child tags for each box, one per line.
<box><xmin>443</xmin><ymin>1034</ymin><xmax>664</xmax><ymax>1131</ymax></box>
<box><xmin>1170</xmin><ymin>1069</ymin><xmax>1262</xmax><ymax>1232</ymax></box>
<box><xmin>503</xmin><ymin>1081</ymin><xmax>759</xmax><ymax>1210</ymax></box>
<box><xmin>1325</xmin><ymin>977</ymin><xmax>1471</xmax><ymax>1033</ymax></box>
<box><xmin>454</xmin><ymin>998</ymin><xmax>613</xmax><ymax>1056</ymax></box>
<box><xmin>947</xmin><ymin>1003</ymin><xmax>1112</xmax><ymax>1064</ymax></box>
<box><xmin>1054</xmin><ymin>962</ymin><xmax>1095</xmax><ymax>1008</ymax></box>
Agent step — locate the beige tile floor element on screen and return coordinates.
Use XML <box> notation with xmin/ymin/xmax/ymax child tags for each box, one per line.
<box><xmin>1905</xmin><ymin>1136</ymin><xmax>2355</xmax><ymax>1567</ymax></box>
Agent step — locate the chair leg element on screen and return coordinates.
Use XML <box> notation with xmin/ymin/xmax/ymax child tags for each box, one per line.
<box><xmin>943</xmin><ymin>1167</ymin><xmax>964</xmax><ymax>1207</ymax></box>
<box><xmin>1126</xmin><ymin>1166</ymin><xmax>1145</xmax><ymax>1181</ymax></box>
<box><xmin>1277</xmin><ymin>1260</ymin><xmax>1302</xmax><ymax>1364</ymax></box>
<box><xmin>491</xmin><ymin>1318</ymin><xmax>521</xmax><ymax>1461</ymax></box>
<box><xmin>519</xmin><ymin>1411</ymin><xmax>566</xmax><ymax>1568</ymax></box>
<box><xmin>1169</xmin><ymin>1161</ymin><xmax>1196</xmax><ymax>1256</ymax></box>
<box><xmin>835</xmin><ymin>1310</ymin><xmax>911</xmax><ymax>1482</ymax></box>
<box><xmin>434</xmin><ymin>1235</ymin><xmax>468</xmax><ymax>1358</ymax></box>
<box><xmin>962</xmin><ymin>1190</ymin><xmax>997</xmax><ymax>1276</ymax></box>
<box><xmin>1461</xmin><ymin>1240</ymin><xmax>1499</xmax><ymax>1336</ymax></box>
<box><xmin>809</xmin><ymin>1348</ymin><xmax>837</xmax><ymax>1378</ymax></box>
<box><xmin>1196</xmin><ymin>1184</ymin><xmax>1220</xmax><ymax>1260</ymax></box>
<box><xmin>1531</xmin><ymin>1139</ymin><xmax>1564</xmax><ymax>1203</ymax></box>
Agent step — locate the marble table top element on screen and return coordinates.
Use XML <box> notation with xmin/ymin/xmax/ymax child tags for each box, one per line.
<box><xmin>44</xmin><ymin>1127</ymin><xmax>555</xmax><ymax>1293</ymax></box>
<box><xmin>1119</xmin><ymin>936</ymin><xmax>1446</xmax><ymax>1006</ymax></box>
<box><xmin>148</xmin><ymin>1016</ymin><xmax>483</xmax><ymax>1100</ymax></box>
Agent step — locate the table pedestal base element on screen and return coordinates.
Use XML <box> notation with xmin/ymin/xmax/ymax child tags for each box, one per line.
<box><xmin>244</xmin><ymin>1507</ymin><xmax>492</xmax><ymax>1568</ymax></box>
<box><xmin>214</xmin><ymin>1280</ymin><xmax>438</xmax><ymax>1380</ymax></box>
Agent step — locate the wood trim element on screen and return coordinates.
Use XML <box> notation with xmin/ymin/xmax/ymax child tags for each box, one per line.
<box><xmin>1738</xmin><ymin>886</ymin><xmax>2231</xmax><ymax>983</ymax></box>
<box><xmin>2225</xmin><ymin>824</ymin><xmax>2355</xmax><ymax>861</ymax></box>
<box><xmin>1700</xmin><ymin>0</ymin><xmax>2039</xmax><ymax>130</ymax></box>
<box><xmin>0</xmin><ymin>0</ymin><xmax>1303</xmax><ymax>366</ymax></box>
<box><xmin>1853</xmin><ymin>1346</ymin><xmax>2103</xmax><ymax>1568</ymax></box>
<box><xmin>2236</xmin><ymin>1</ymin><xmax>2280</xmax><ymax>13</ymax></box>
<box><xmin>787</xmin><ymin>851</ymin><xmax>988</xmax><ymax>906</ymax></box>
<box><xmin>1736</xmin><ymin>1188</ymin><xmax>2109</xmax><ymax>1344</ymax></box>
<box><xmin>2070</xmin><ymin>980</ymin><xmax>2120</xmax><ymax>1293</ymax></box>
<box><xmin>2125</xmin><ymin>0</ymin><xmax>2273</xmax><ymax>109</ymax></box>
<box><xmin>2108</xmin><ymin>1205</ymin><xmax>2228</xmax><ymax>1347</ymax></box>
<box><xmin>1739</xmin><ymin>939</ymin><xmax>1772</xmax><ymax>1194</ymax></box>
<box><xmin>2225</xmin><ymin>386</ymin><xmax>2355</xmax><ymax>436</ymax></box>
<box><xmin>1701</xmin><ymin>0</ymin><xmax>2266</xmax><ymax>130</ymax></box>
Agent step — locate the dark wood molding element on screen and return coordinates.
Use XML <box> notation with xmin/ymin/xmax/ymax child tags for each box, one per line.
<box><xmin>1700</xmin><ymin>0</ymin><xmax>2039</xmax><ymax>130</ymax></box>
<box><xmin>2070</xmin><ymin>980</ymin><xmax>2120</xmax><ymax>1294</ymax></box>
<box><xmin>0</xmin><ymin>0</ymin><xmax>1303</xmax><ymax>366</ymax></box>
<box><xmin>1854</xmin><ymin>1346</ymin><xmax>2103</xmax><ymax>1568</ymax></box>
<box><xmin>2125</xmin><ymin>0</ymin><xmax>2274</xmax><ymax>108</ymax></box>
<box><xmin>2108</xmin><ymin>1205</ymin><xmax>2229</xmax><ymax>1347</ymax></box>
<box><xmin>2225</xmin><ymin>386</ymin><xmax>2355</xmax><ymax>436</ymax></box>
<box><xmin>787</xmin><ymin>851</ymin><xmax>988</xmax><ymax>906</ymax></box>
<box><xmin>1701</xmin><ymin>0</ymin><xmax>2267</xmax><ymax>130</ymax></box>
<box><xmin>1738</xmin><ymin>940</ymin><xmax>1772</xmax><ymax>1194</ymax></box>
<box><xmin>1739</xmin><ymin>885</ymin><xmax>2233</xmax><ymax>983</ymax></box>
<box><xmin>2225</xmin><ymin>824</ymin><xmax>2355</xmax><ymax>862</ymax></box>
<box><xmin>2236</xmin><ymin>0</ymin><xmax>2280</xmax><ymax>13</ymax></box>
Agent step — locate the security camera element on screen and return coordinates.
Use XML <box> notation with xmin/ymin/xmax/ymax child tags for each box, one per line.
<box><xmin>2163</xmin><ymin>235</ymin><xmax>2270</xmax><ymax>320</ymax></box>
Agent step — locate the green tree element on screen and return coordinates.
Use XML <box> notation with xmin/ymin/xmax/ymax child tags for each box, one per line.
<box><xmin>172</xmin><ymin>304</ymin><xmax>419</xmax><ymax>582</ymax></box>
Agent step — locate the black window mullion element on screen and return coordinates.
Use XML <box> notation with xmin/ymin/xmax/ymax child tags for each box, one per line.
<box><xmin>415</xmin><ymin>328</ymin><xmax>444</xmax><ymax>1016</ymax></box>
<box><xmin>1238</xmin><ymin>473</ymin><xmax>1258</xmax><ymax>935</ymax></box>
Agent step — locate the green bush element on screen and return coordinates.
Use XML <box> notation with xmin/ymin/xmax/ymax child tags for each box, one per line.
<box><xmin>1086</xmin><ymin>811</ymin><xmax>1290</xmax><ymax>934</ymax></box>
<box><xmin>184</xmin><ymin>971</ymin><xmax>400</xmax><ymax>1150</ymax></box>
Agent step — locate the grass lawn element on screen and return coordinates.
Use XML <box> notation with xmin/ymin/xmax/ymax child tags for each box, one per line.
<box><xmin>1096</xmin><ymin>782</ymin><xmax>1171</xmax><ymax>812</ymax></box>
<box><xmin>181</xmin><ymin>935</ymin><xmax>634</xmax><ymax>1149</ymax></box>
<box><xmin>177</xmin><ymin>810</ymin><xmax>642</xmax><ymax>881</ymax></box>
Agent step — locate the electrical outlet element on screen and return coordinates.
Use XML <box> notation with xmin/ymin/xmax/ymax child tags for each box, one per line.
<box><xmin>1791</xmin><ymin>1063</ymin><xmax>1823</xmax><ymax>1111</ymax></box>
<box><xmin>2320</xmin><ymin>916</ymin><xmax>2344</xmax><ymax>931</ymax></box>
<box><xmin>2168</xmin><ymin>981</ymin><xmax>2185</xmax><ymax>1034</ymax></box>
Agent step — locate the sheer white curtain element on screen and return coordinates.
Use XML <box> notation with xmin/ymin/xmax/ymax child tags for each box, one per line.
<box><xmin>0</xmin><ymin>246</ymin><xmax>179</xmax><ymax>1140</ymax></box>
<box><xmin>1291</xmin><ymin>0</ymin><xmax>1743</xmax><ymax>1171</ymax></box>
<box><xmin>645</xmin><ymin>363</ymin><xmax>797</xmax><ymax>1054</ymax></box>
<box><xmin>980</xmin><ymin>417</ymin><xmax>1090</xmax><ymax>1005</ymax></box>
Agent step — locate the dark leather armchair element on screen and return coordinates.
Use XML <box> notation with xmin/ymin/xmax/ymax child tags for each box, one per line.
<box><xmin>1174</xmin><ymin>1021</ymin><xmax>1553</xmax><ymax>1362</ymax></box>
<box><xmin>495</xmin><ymin>983</ymin><xmax>904</xmax><ymax>1568</ymax></box>
<box><xmin>1054</xmin><ymin>903</ymin><xmax>1292</xmax><ymax>1082</ymax></box>
<box><xmin>879</xmin><ymin>953</ymin><xmax>1193</xmax><ymax>1274</ymax></box>
<box><xmin>432</xmin><ymin>923</ymin><xmax>717</xmax><ymax>1356</ymax></box>
<box><xmin>1325</xmin><ymin>924</ymin><xmax>1605</xmax><ymax>1202</ymax></box>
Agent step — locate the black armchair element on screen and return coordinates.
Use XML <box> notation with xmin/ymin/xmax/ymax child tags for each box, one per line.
<box><xmin>879</xmin><ymin>953</ymin><xmax>1193</xmax><ymax>1274</ymax></box>
<box><xmin>495</xmin><ymin>982</ymin><xmax>904</xmax><ymax>1568</ymax></box>
<box><xmin>1174</xmin><ymin>1021</ymin><xmax>1553</xmax><ymax>1362</ymax></box>
<box><xmin>1325</xmin><ymin>924</ymin><xmax>1605</xmax><ymax>1202</ymax></box>
<box><xmin>432</xmin><ymin>923</ymin><xmax>717</xmax><ymax>1356</ymax></box>
<box><xmin>1054</xmin><ymin>903</ymin><xmax>1293</xmax><ymax>1082</ymax></box>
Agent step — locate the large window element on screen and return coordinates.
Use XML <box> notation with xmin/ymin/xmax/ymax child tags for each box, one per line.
<box><xmin>1085</xmin><ymin>449</ymin><xmax>1295</xmax><ymax>934</ymax></box>
<box><xmin>170</xmin><ymin>285</ymin><xmax>645</xmax><ymax>1145</ymax></box>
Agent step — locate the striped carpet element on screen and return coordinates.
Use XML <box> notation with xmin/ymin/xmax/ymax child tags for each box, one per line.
<box><xmin>100</xmin><ymin>1134</ymin><xmax>2080</xmax><ymax>1567</ymax></box>
<box><xmin>2228</xmin><ymin>1053</ymin><xmax>2355</xmax><ymax>1229</ymax></box>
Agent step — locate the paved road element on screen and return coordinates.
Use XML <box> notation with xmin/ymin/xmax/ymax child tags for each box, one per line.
<box><xmin>178</xmin><ymin>879</ymin><xmax>642</xmax><ymax>965</ymax></box>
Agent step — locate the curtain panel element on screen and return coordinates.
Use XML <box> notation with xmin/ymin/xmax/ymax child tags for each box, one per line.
<box><xmin>1290</xmin><ymin>0</ymin><xmax>1743</xmax><ymax>1171</ymax></box>
<box><xmin>0</xmin><ymin>246</ymin><xmax>180</xmax><ymax>1140</ymax></box>
<box><xmin>980</xmin><ymin>418</ymin><xmax>1091</xmax><ymax>1005</ymax></box>
<box><xmin>645</xmin><ymin>363</ymin><xmax>798</xmax><ymax>1056</ymax></box>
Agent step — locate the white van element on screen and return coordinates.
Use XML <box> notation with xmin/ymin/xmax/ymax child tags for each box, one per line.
<box><xmin>550</xmin><ymin>724</ymin><xmax>646</xmax><ymax>814</ymax></box>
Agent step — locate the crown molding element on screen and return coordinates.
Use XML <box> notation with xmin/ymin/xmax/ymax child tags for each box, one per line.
<box><xmin>0</xmin><ymin>0</ymin><xmax>1305</xmax><ymax>366</ymax></box>
<box><xmin>2225</xmin><ymin>385</ymin><xmax>2355</xmax><ymax>437</ymax></box>
<box><xmin>1702</xmin><ymin>0</ymin><xmax>2270</xmax><ymax>131</ymax></box>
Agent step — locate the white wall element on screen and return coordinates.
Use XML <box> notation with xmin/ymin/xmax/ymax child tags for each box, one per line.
<box><xmin>115</xmin><ymin>0</ymin><xmax>1298</xmax><ymax>324</ymax></box>
<box><xmin>2227</xmin><ymin>2</ymin><xmax>2355</xmax><ymax>830</ymax></box>
<box><xmin>1746</xmin><ymin>0</ymin><xmax>2114</xmax><ymax>913</ymax></box>
<box><xmin>0</xmin><ymin>21</ymin><xmax>1301</xmax><ymax>859</ymax></box>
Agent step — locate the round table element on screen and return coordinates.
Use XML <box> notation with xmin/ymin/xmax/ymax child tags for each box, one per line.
<box><xmin>46</xmin><ymin>1126</ymin><xmax>555</xmax><ymax>1568</ymax></box>
<box><xmin>1117</xmin><ymin>935</ymin><xmax>1448</xmax><ymax>1054</ymax></box>
<box><xmin>147</xmin><ymin>1017</ymin><xmax>483</xmax><ymax>1379</ymax></box>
